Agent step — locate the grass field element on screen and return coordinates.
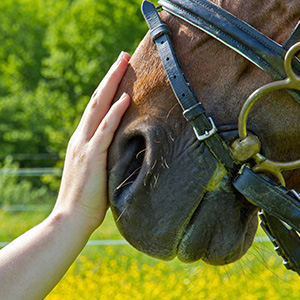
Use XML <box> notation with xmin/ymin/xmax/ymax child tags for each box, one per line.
<box><xmin>1</xmin><ymin>208</ymin><xmax>299</xmax><ymax>299</ymax></box>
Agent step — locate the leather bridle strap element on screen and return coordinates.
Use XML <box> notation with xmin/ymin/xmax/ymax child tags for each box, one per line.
<box><xmin>142</xmin><ymin>0</ymin><xmax>238</xmax><ymax>173</ymax></box>
<box><xmin>233</xmin><ymin>166</ymin><xmax>300</xmax><ymax>273</ymax></box>
<box><xmin>259</xmin><ymin>211</ymin><xmax>300</xmax><ymax>273</ymax></box>
<box><xmin>158</xmin><ymin>0</ymin><xmax>300</xmax><ymax>105</ymax></box>
<box><xmin>233</xmin><ymin>166</ymin><xmax>300</xmax><ymax>232</ymax></box>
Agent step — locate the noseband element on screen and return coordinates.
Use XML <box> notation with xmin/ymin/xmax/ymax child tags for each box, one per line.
<box><xmin>142</xmin><ymin>0</ymin><xmax>300</xmax><ymax>275</ymax></box>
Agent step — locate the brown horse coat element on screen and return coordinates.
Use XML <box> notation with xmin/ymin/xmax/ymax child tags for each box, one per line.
<box><xmin>108</xmin><ymin>0</ymin><xmax>300</xmax><ymax>265</ymax></box>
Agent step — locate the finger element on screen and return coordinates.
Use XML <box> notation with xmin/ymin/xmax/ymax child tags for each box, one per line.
<box><xmin>79</xmin><ymin>51</ymin><xmax>130</xmax><ymax>136</ymax></box>
<box><xmin>78</xmin><ymin>51</ymin><xmax>130</xmax><ymax>139</ymax></box>
<box><xmin>91</xmin><ymin>92</ymin><xmax>131</xmax><ymax>151</ymax></box>
<box><xmin>95</xmin><ymin>51</ymin><xmax>131</xmax><ymax>96</ymax></box>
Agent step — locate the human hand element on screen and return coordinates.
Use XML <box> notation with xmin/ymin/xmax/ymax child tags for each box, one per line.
<box><xmin>0</xmin><ymin>52</ymin><xmax>130</xmax><ymax>300</ymax></box>
<box><xmin>53</xmin><ymin>51</ymin><xmax>131</xmax><ymax>233</ymax></box>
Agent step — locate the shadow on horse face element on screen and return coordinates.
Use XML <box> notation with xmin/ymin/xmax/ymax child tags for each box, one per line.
<box><xmin>108</xmin><ymin>0</ymin><xmax>300</xmax><ymax>265</ymax></box>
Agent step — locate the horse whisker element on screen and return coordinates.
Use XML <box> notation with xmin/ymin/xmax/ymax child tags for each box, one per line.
<box><xmin>151</xmin><ymin>160</ymin><xmax>157</xmax><ymax>170</ymax></box>
<box><xmin>136</xmin><ymin>148</ymin><xmax>146</xmax><ymax>159</ymax></box>
<box><xmin>116</xmin><ymin>205</ymin><xmax>128</xmax><ymax>223</ymax></box>
<box><xmin>163</xmin><ymin>157</ymin><xmax>169</xmax><ymax>169</ymax></box>
<box><xmin>166</xmin><ymin>103</ymin><xmax>179</xmax><ymax>119</ymax></box>
<box><xmin>118</xmin><ymin>181</ymin><xmax>135</xmax><ymax>188</ymax></box>
<box><xmin>116</xmin><ymin>166</ymin><xmax>142</xmax><ymax>190</ymax></box>
<box><xmin>153</xmin><ymin>174</ymin><xmax>160</xmax><ymax>188</ymax></box>
<box><xmin>144</xmin><ymin>170</ymin><xmax>150</xmax><ymax>186</ymax></box>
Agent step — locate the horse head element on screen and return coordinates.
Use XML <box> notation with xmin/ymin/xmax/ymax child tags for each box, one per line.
<box><xmin>108</xmin><ymin>0</ymin><xmax>300</xmax><ymax>266</ymax></box>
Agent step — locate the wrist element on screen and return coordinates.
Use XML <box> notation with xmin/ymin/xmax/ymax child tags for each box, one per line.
<box><xmin>49</xmin><ymin>204</ymin><xmax>99</xmax><ymax>240</ymax></box>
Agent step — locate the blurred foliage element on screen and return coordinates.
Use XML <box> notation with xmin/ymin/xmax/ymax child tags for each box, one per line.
<box><xmin>0</xmin><ymin>0</ymin><xmax>147</xmax><ymax>191</ymax></box>
<box><xmin>0</xmin><ymin>157</ymin><xmax>55</xmax><ymax>205</ymax></box>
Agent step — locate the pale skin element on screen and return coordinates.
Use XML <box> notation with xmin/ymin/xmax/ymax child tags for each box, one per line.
<box><xmin>0</xmin><ymin>51</ymin><xmax>131</xmax><ymax>300</ymax></box>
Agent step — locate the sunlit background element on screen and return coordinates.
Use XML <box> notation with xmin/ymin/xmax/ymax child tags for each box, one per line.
<box><xmin>0</xmin><ymin>0</ymin><xmax>299</xmax><ymax>299</ymax></box>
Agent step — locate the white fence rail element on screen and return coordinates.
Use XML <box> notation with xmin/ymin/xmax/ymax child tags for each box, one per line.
<box><xmin>0</xmin><ymin>237</ymin><xmax>270</xmax><ymax>248</ymax></box>
<box><xmin>0</xmin><ymin>168</ymin><xmax>62</xmax><ymax>177</ymax></box>
<box><xmin>0</xmin><ymin>239</ymin><xmax>130</xmax><ymax>248</ymax></box>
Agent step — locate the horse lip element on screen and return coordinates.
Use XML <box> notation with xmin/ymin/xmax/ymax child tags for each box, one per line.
<box><xmin>175</xmin><ymin>195</ymin><xmax>208</xmax><ymax>261</ymax></box>
<box><xmin>176</xmin><ymin>188</ymin><xmax>259</xmax><ymax>264</ymax></box>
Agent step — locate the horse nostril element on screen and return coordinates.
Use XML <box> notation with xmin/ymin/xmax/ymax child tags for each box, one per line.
<box><xmin>115</xmin><ymin>135</ymin><xmax>147</xmax><ymax>193</ymax></box>
<box><xmin>125</xmin><ymin>135</ymin><xmax>146</xmax><ymax>164</ymax></box>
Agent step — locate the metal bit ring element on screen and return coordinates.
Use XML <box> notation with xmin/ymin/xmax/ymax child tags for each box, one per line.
<box><xmin>235</xmin><ymin>41</ymin><xmax>300</xmax><ymax>186</ymax></box>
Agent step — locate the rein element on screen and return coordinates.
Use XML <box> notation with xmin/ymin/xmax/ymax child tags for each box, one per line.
<box><xmin>142</xmin><ymin>0</ymin><xmax>300</xmax><ymax>275</ymax></box>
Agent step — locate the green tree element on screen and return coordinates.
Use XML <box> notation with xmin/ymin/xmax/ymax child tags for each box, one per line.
<box><xmin>0</xmin><ymin>0</ymin><xmax>67</xmax><ymax>96</ymax></box>
<box><xmin>0</xmin><ymin>0</ymin><xmax>146</xmax><ymax>168</ymax></box>
<box><xmin>0</xmin><ymin>0</ymin><xmax>147</xmax><ymax>192</ymax></box>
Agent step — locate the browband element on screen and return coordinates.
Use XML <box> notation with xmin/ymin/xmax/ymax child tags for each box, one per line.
<box><xmin>158</xmin><ymin>0</ymin><xmax>300</xmax><ymax>104</ymax></box>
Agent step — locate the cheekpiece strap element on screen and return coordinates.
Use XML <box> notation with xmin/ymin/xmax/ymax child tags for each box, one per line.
<box><xmin>150</xmin><ymin>24</ymin><xmax>171</xmax><ymax>41</ymax></box>
<box><xmin>141</xmin><ymin>0</ymin><xmax>238</xmax><ymax>172</ymax></box>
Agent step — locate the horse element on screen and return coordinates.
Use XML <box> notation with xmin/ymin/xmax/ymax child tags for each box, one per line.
<box><xmin>107</xmin><ymin>0</ymin><xmax>300</xmax><ymax>267</ymax></box>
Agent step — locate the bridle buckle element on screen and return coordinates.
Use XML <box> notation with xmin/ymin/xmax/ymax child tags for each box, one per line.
<box><xmin>193</xmin><ymin>117</ymin><xmax>217</xmax><ymax>141</ymax></box>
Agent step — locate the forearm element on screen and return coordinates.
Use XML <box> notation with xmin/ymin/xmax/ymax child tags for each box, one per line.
<box><xmin>0</xmin><ymin>210</ymin><xmax>92</xmax><ymax>300</ymax></box>
<box><xmin>0</xmin><ymin>51</ymin><xmax>131</xmax><ymax>299</ymax></box>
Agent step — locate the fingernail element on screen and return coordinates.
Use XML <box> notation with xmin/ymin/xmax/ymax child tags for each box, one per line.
<box><xmin>118</xmin><ymin>51</ymin><xmax>125</xmax><ymax>61</ymax></box>
<box><xmin>117</xmin><ymin>51</ymin><xmax>130</xmax><ymax>63</ymax></box>
<box><xmin>120</xmin><ymin>92</ymin><xmax>128</xmax><ymax>101</ymax></box>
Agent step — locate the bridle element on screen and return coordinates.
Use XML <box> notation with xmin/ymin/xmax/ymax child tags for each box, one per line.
<box><xmin>142</xmin><ymin>0</ymin><xmax>300</xmax><ymax>275</ymax></box>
